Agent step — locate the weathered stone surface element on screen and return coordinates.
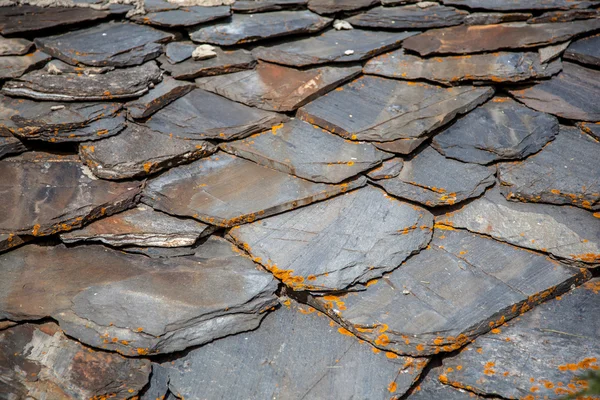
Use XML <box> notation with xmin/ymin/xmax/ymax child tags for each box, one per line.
<box><xmin>464</xmin><ymin>12</ymin><xmax>531</xmax><ymax>25</ymax></box>
<box><xmin>346</xmin><ymin>4</ymin><xmax>467</xmax><ymax>29</ymax></box>
<box><xmin>440</xmin><ymin>279</ymin><xmax>600</xmax><ymax>399</ymax></box>
<box><xmin>367</xmin><ymin>158</ymin><xmax>403</xmax><ymax>180</ymax></box>
<box><xmin>373</xmin><ymin>136</ymin><xmax>428</xmax><ymax>155</ymax></box>
<box><xmin>510</xmin><ymin>61</ymin><xmax>600</xmax><ymax>121</ymax></box>
<box><xmin>0</xmin><ymin>6</ymin><xmax>110</xmax><ymax>35</ymax></box>
<box><xmin>364</xmin><ymin>48</ymin><xmax>562</xmax><ymax>86</ymax></box>
<box><xmin>298</xmin><ymin>76</ymin><xmax>494</xmax><ymax>142</ymax></box>
<box><xmin>436</xmin><ymin>186</ymin><xmax>600</xmax><ymax>266</ymax></box>
<box><xmin>79</xmin><ymin>123</ymin><xmax>216</xmax><ymax>179</ymax></box>
<box><xmin>440</xmin><ymin>0</ymin><xmax>595</xmax><ymax>11</ymax></box>
<box><xmin>254</xmin><ymin>29</ymin><xmax>416</xmax><ymax>67</ymax></box>
<box><xmin>528</xmin><ymin>9</ymin><xmax>599</xmax><ymax>24</ymax></box>
<box><xmin>374</xmin><ymin>147</ymin><xmax>495</xmax><ymax>206</ymax></box>
<box><xmin>35</xmin><ymin>22</ymin><xmax>174</xmax><ymax>67</ymax></box>
<box><xmin>126</xmin><ymin>77</ymin><xmax>194</xmax><ymax>119</ymax></box>
<box><xmin>431</xmin><ymin>98</ymin><xmax>559</xmax><ymax>164</ymax></box>
<box><xmin>148</xmin><ymin>299</ymin><xmax>428</xmax><ymax>400</ymax></box>
<box><xmin>134</xmin><ymin>5</ymin><xmax>231</xmax><ymax>27</ymax></box>
<box><xmin>0</xmin><ymin>130</ymin><xmax>26</xmax><ymax>159</ymax></box>
<box><xmin>402</xmin><ymin>20</ymin><xmax>600</xmax><ymax>56</ymax></box>
<box><xmin>0</xmin><ymin>322</ymin><xmax>151</xmax><ymax>400</ymax></box>
<box><xmin>196</xmin><ymin>62</ymin><xmax>360</xmax><ymax>112</ymax></box>
<box><xmin>538</xmin><ymin>41</ymin><xmax>570</xmax><ymax>63</ymax></box>
<box><xmin>308</xmin><ymin>0</ymin><xmax>378</xmax><ymax>14</ymax></box>
<box><xmin>306</xmin><ymin>228</ymin><xmax>589</xmax><ymax>356</ymax></box>
<box><xmin>3</xmin><ymin>61</ymin><xmax>162</xmax><ymax>101</ymax></box>
<box><xmin>0</xmin><ymin>152</ymin><xmax>143</xmax><ymax>237</ymax></box>
<box><xmin>579</xmin><ymin>121</ymin><xmax>600</xmax><ymax>139</ymax></box>
<box><xmin>229</xmin><ymin>186</ymin><xmax>433</xmax><ymax>291</ymax></box>
<box><xmin>164</xmin><ymin>41</ymin><xmax>195</xmax><ymax>64</ymax></box>
<box><xmin>564</xmin><ymin>32</ymin><xmax>600</xmax><ymax>67</ymax></box>
<box><xmin>0</xmin><ymin>233</ymin><xmax>28</xmax><ymax>254</ymax></box>
<box><xmin>0</xmin><ymin>36</ymin><xmax>32</xmax><ymax>56</ymax></box>
<box><xmin>0</xmin><ymin>50</ymin><xmax>51</xmax><ymax>80</ymax></box>
<box><xmin>157</xmin><ymin>47</ymin><xmax>256</xmax><ymax>79</ymax></box>
<box><xmin>144</xmin><ymin>89</ymin><xmax>286</xmax><ymax>140</ymax></box>
<box><xmin>232</xmin><ymin>0</ymin><xmax>307</xmax><ymax>13</ymax></box>
<box><xmin>189</xmin><ymin>10</ymin><xmax>331</xmax><ymax>45</ymax></box>
<box><xmin>143</xmin><ymin>152</ymin><xmax>366</xmax><ymax>227</ymax></box>
<box><xmin>406</xmin><ymin>367</ymin><xmax>493</xmax><ymax>399</ymax></box>
<box><xmin>498</xmin><ymin>126</ymin><xmax>600</xmax><ymax>211</ymax></box>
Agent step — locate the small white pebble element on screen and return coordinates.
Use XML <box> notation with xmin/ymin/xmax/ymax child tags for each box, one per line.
<box><xmin>333</xmin><ymin>20</ymin><xmax>353</xmax><ymax>30</ymax></box>
<box><xmin>344</xmin><ymin>49</ymin><xmax>355</xmax><ymax>56</ymax></box>
<box><xmin>402</xmin><ymin>289</ymin><xmax>410</xmax><ymax>295</ymax></box>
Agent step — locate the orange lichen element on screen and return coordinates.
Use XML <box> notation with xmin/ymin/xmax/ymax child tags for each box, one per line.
<box><xmin>375</xmin><ymin>334</ymin><xmax>390</xmax><ymax>346</ymax></box>
<box><xmin>338</xmin><ymin>327</ymin><xmax>354</xmax><ymax>337</ymax></box>
<box><xmin>271</xmin><ymin>123</ymin><xmax>284</xmax><ymax>135</ymax></box>
<box><xmin>386</xmin><ymin>352</ymin><xmax>398</xmax><ymax>359</ymax></box>
<box><xmin>388</xmin><ymin>381</ymin><xmax>397</xmax><ymax>393</ymax></box>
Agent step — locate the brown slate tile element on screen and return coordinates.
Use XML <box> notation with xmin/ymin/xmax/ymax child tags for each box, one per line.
<box><xmin>0</xmin><ymin>130</ymin><xmax>26</xmax><ymax>160</ymax></box>
<box><xmin>464</xmin><ymin>12</ymin><xmax>531</xmax><ymax>25</ymax></box>
<box><xmin>346</xmin><ymin>4</ymin><xmax>468</xmax><ymax>30</ymax></box>
<box><xmin>157</xmin><ymin>47</ymin><xmax>256</xmax><ymax>79</ymax></box>
<box><xmin>527</xmin><ymin>8</ymin><xmax>599</xmax><ymax>24</ymax></box>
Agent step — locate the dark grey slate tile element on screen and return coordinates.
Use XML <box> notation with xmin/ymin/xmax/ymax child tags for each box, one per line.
<box><xmin>346</xmin><ymin>4</ymin><xmax>468</xmax><ymax>29</ymax></box>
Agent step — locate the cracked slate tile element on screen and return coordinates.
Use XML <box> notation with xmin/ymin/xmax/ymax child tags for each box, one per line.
<box><xmin>221</xmin><ymin>119</ymin><xmax>390</xmax><ymax>183</ymax></box>
<box><xmin>431</xmin><ymin>97</ymin><xmax>559</xmax><ymax>164</ymax></box>
<box><xmin>196</xmin><ymin>62</ymin><xmax>360</xmax><ymax>112</ymax></box>
<box><xmin>406</xmin><ymin>366</ymin><xmax>495</xmax><ymax>399</ymax></box>
<box><xmin>435</xmin><ymin>185</ymin><xmax>600</xmax><ymax>266</ymax></box>
<box><xmin>189</xmin><ymin>10</ymin><xmax>331</xmax><ymax>45</ymax></box>
<box><xmin>346</xmin><ymin>4</ymin><xmax>468</xmax><ymax>29</ymax></box>
<box><xmin>164</xmin><ymin>41</ymin><xmax>196</xmax><ymax>64</ymax></box>
<box><xmin>143</xmin><ymin>89</ymin><xmax>286</xmax><ymax>140</ymax></box>
<box><xmin>304</xmin><ymin>227</ymin><xmax>590</xmax><ymax>356</ymax></box>
<box><xmin>0</xmin><ymin>322</ymin><xmax>151</xmax><ymax>400</ymax></box>
<box><xmin>0</xmin><ymin>36</ymin><xmax>32</xmax><ymax>56</ymax></box>
<box><xmin>132</xmin><ymin>5</ymin><xmax>231</xmax><ymax>27</ymax></box>
<box><xmin>143</xmin><ymin>152</ymin><xmax>367</xmax><ymax>227</ymax></box>
<box><xmin>498</xmin><ymin>126</ymin><xmax>600</xmax><ymax>211</ymax></box>
<box><xmin>308</xmin><ymin>0</ymin><xmax>379</xmax><ymax>14</ymax></box>
<box><xmin>439</xmin><ymin>279</ymin><xmax>600</xmax><ymax>400</ymax></box>
<box><xmin>367</xmin><ymin>158</ymin><xmax>404</xmax><ymax>180</ymax></box>
<box><xmin>34</xmin><ymin>22</ymin><xmax>174</xmax><ymax>67</ymax></box>
<box><xmin>253</xmin><ymin>29</ymin><xmax>417</xmax><ymax>67</ymax></box>
<box><xmin>0</xmin><ymin>236</ymin><xmax>278</xmax><ymax>356</ymax></box>
<box><xmin>0</xmin><ymin>50</ymin><xmax>51</xmax><ymax>80</ymax></box>
<box><xmin>528</xmin><ymin>8</ymin><xmax>600</xmax><ymax>24</ymax></box>
<box><xmin>126</xmin><ymin>77</ymin><xmax>195</xmax><ymax>119</ymax></box>
<box><xmin>373</xmin><ymin>147</ymin><xmax>495</xmax><ymax>206</ymax></box>
<box><xmin>297</xmin><ymin>75</ymin><xmax>494</xmax><ymax>142</ymax></box>
<box><xmin>464</xmin><ymin>12</ymin><xmax>531</xmax><ymax>25</ymax></box>
<box><xmin>228</xmin><ymin>185</ymin><xmax>433</xmax><ymax>291</ymax></box>
<box><xmin>510</xmin><ymin>61</ymin><xmax>600</xmax><ymax>121</ymax></box>
<box><xmin>0</xmin><ymin>130</ymin><xmax>27</xmax><ymax>159</ymax></box>
<box><xmin>439</xmin><ymin>0</ymin><xmax>596</xmax><ymax>11</ymax></box>
<box><xmin>0</xmin><ymin>152</ymin><xmax>143</xmax><ymax>237</ymax></box>
<box><xmin>147</xmin><ymin>299</ymin><xmax>428</xmax><ymax>400</ymax></box>
<box><xmin>157</xmin><ymin>47</ymin><xmax>256</xmax><ymax>79</ymax></box>
<box><xmin>578</xmin><ymin>121</ymin><xmax>600</xmax><ymax>139</ymax></box>
<box><xmin>364</xmin><ymin>48</ymin><xmax>563</xmax><ymax>86</ymax></box>
<box><xmin>564</xmin><ymin>32</ymin><xmax>600</xmax><ymax>68</ymax></box>
<box><xmin>402</xmin><ymin>20</ymin><xmax>600</xmax><ymax>56</ymax></box>
<box><xmin>232</xmin><ymin>0</ymin><xmax>308</xmax><ymax>13</ymax></box>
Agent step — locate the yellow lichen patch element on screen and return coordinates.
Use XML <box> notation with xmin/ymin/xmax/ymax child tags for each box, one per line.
<box><xmin>433</xmin><ymin>223</ymin><xmax>455</xmax><ymax>231</ymax></box>
<box><xmin>415</xmin><ymin>344</ymin><xmax>425</xmax><ymax>352</ymax></box>
<box><xmin>385</xmin><ymin>352</ymin><xmax>398</xmax><ymax>359</ymax></box>
<box><xmin>491</xmin><ymin>328</ymin><xmax>501</xmax><ymax>334</ymax></box>
<box><xmin>375</xmin><ymin>334</ymin><xmax>390</xmax><ymax>346</ymax></box>
<box><xmin>371</xmin><ymin>347</ymin><xmax>381</xmax><ymax>354</ymax></box>
<box><xmin>321</xmin><ymin>295</ymin><xmax>347</xmax><ymax>311</ymax></box>
<box><xmin>338</xmin><ymin>327</ymin><xmax>354</xmax><ymax>337</ymax></box>
<box><xmin>143</xmin><ymin>162</ymin><xmax>154</xmax><ymax>173</ymax></box>
<box><xmin>378</xmin><ymin>323</ymin><xmax>389</xmax><ymax>333</ymax></box>
<box><xmin>271</xmin><ymin>123</ymin><xmax>284</xmax><ymax>135</ymax></box>
<box><xmin>557</xmin><ymin>357</ymin><xmax>598</xmax><ymax>372</ymax></box>
<box><xmin>365</xmin><ymin>279</ymin><xmax>378</xmax><ymax>287</ymax></box>
<box><xmin>136</xmin><ymin>348</ymin><xmax>149</xmax><ymax>355</ymax></box>
<box><xmin>31</xmin><ymin>224</ymin><xmax>41</xmax><ymax>236</ymax></box>
<box><xmin>388</xmin><ymin>381</ymin><xmax>397</xmax><ymax>393</ymax></box>
<box><xmin>483</xmin><ymin>361</ymin><xmax>496</xmax><ymax>376</ymax></box>
<box><xmin>282</xmin><ymin>299</ymin><xmax>291</xmax><ymax>308</ymax></box>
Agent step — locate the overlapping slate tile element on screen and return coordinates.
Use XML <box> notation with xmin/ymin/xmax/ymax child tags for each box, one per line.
<box><xmin>498</xmin><ymin>126</ymin><xmax>599</xmax><ymax>211</ymax></box>
<box><xmin>196</xmin><ymin>62</ymin><xmax>360</xmax><ymax>112</ymax></box>
<box><xmin>0</xmin><ymin>130</ymin><xmax>26</xmax><ymax>159</ymax></box>
<box><xmin>373</xmin><ymin>147</ymin><xmax>495</xmax><ymax>206</ymax></box>
<box><xmin>564</xmin><ymin>32</ymin><xmax>600</xmax><ymax>67</ymax></box>
<box><xmin>189</xmin><ymin>10</ymin><xmax>331</xmax><ymax>45</ymax></box>
<box><xmin>34</xmin><ymin>22</ymin><xmax>174</xmax><ymax>67</ymax></box>
<box><xmin>0</xmin><ymin>322</ymin><xmax>151</xmax><ymax>400</ymax></box>
<box><xmin>0</xmin><ymin>237</ymin><xmax>278</xmax><ymax>356</ymax></box>
<box><xmin>147</xmin><ymin>299</ymin><xmax>428</xmax><ymax>400</ymax></box>
<box><xmin>364</xmin><ymin>49</ymin><xmax>562</xmax><ymax>86</ymax></box>
<box><xmin>431</xmin><ymin>98</ymin><xmax>559</xmax><ymax>164</ymax></box>
<box><xmin>538</xmin><ymin>41</ymin><xmax>570</xmax><ymax>63</ymax></box>
<box><xmin>440</xmin><ymin>279</ymin><xmax>600</xmax><ymax>399</ymax></box>
<box><xmin>305</xmin><ymin>228</ymin><xmax>589</xmax><ymax>356</ymax></box>
<box><xmin>254</xmin><ymin>29</ymin><xmax>416</xmax><ymax>67</ymax></box>
<box><xmin>0</xmin><ymin>50</ymin><xmax>51</xmax><ymax>80</ymax></box>
<box><xmin>0</xmin><ymin>233</ymin><xmax>28</xmax><ymax>254</ymax></box>
<box><xmin>133</xmin><ymin>5</ymin><xmax>231</xmax><ymax>27</ymax></box>
<box><xmin>164</xmin><ymin>41</ymin><xmax>195</xmax><ymax>64</ymax></box>
<box><xmin>440</xmin><ymin>0</ymin><xmax>595</xmax><ymax>11</ymax></box>
<box><xmin>232</xmin><ymin>0</ymin><xmax>308</xmax><ymax>13</ymax></box>
<box><xmin>79</xmin><ymin>123</ymin><xmax>216</xmax><ymax>179</ymax></box>
<box><xmin>0</xmin><ymin>152</ymin><xmax>143</xmax><ymax>237</ymax></box>
<box><xmin>126</xmin><ymin>77</ymin><xmax>194</xmax><ymax>119</ymax></box>
<box><xmin>143</xmin><ymin>152</ymin><xmax>366</xmax><ymax>227</ymax></box>
<box><xmin>367</xmin><ymin>158</ymin><xmax>404</xmax><ymax>180</ymax></box>
<box><xmin>145</xmin><ymin>0</ymin><xmax>181</xmax><ymax>12</ymax></box>
<box><xmin>297</xmin><ymin>75</ymin><xmax>494</xmax><ymax>142</ymax></box>
<box><xmin>158</xmin><ymin>47</ymin><xmax>256</xmax><ymax>79</ymax></box>
<box><xmin>346</xmin><ymin>4</ymin><xmax>468</xmax><ymax>29</ymax></box>
<box><xmin>307</xmin><ymin>0</ymin><xmax>378</xmax><ymax>14</ymax></box>
<box><xmin>229</xmin><ymin>185</ymin><xmax>433</xmax><ymax>291</ymax></box>
<box><xmin>464</xmin><ymin>12</ymin><xmax>531</xmax><ymax>25</ymax></box>
<box><xmin>0</xmin><ymin>36</ymin><xmax>32</xmax><ymax>56</ymax></box>
<box><xmin>373</xmin><ymin>136</ymin><xmax>429</xmax><ymax>155</ymax></box>
<box><xmin>510</xmin><ymin>61</ymin><xmax>600</xmax><ymax>121</ymax></box>
<box><xmin>528</xmin><ymin>9</ymin><xmax>599</xmax><ymax>24</ymax></box>
<box><xmin>579</xmin><ymin>121</ymin><xmax>600</xmax><ymax>139</ymax></box>
<box><xmin>402</xmin><ymin>20</ymin><xmax>600</xmax><ymax>56</ymax></box>
<box><xmin>144</xmin><ymin>89</ymin><xmax>286</xmax><ymax>140</ymax></box>
<box><xmin>436</xmin><ymin>186</ymin><xmax>600</xmax><ymax>266</ymax></box>
<box><xmin>406</xmin><ymin>367</ymin><xmax>495</xmax><ymax>399</ymax></box>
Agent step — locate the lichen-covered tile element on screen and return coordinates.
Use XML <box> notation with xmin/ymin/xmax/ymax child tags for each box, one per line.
<box><xmin>126</xmin><ymin>77</ymin><xmax>195</xmax><ymax>119</ymax></box>
<box><xmin>440</xmin><ymin>0</ymin><xmax>595</xmax><ymax>11</ymax></box>
<box><xmin>0</xmin><ymin>36</ymin><xmax>32</xmax><ymax>56</ymax></box>
<box><xmin>564</xmin><ymin>32</ymin><xmax>600</xmax><ymax>68</ymax></box>
<box><xmin>0</xmin><ymin>50</ymin><xmax>51</xmax><ymax>80</ymax></box>
<box><xmin>232</xmin><ymin>0</ymin><xmax>307</xmax><ymax>13</ymax></box>
<box><xmin>157</xmin><ymin>48</ymin><xmax>256</xmax><ymax>79</ymax></box>
<box><xmin>367</xmin><ymin>158</ymin><xmax>404</xmax><ymax>180</ymax></box>
<box><xmin>346</xmin><ymin>4</ymin><xmax>467</xmax><ymax>29</ymax></box>
<box><xmin>132</xmin><ymin>5</ymin><xmax>230</xmax><ymax>27</ymax></box>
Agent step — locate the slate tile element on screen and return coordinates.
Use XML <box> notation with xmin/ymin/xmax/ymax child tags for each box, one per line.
<box><xmin>133</xmin><ymin>5</ymin><xmax>231</xmax><ymax>27</ymax></box>
<box><xmin>79</xmin><ymin>123</ymin><xmax>216</xmax><ymax>179</ymax></box>
<box><xmin>439</xmin><ymin>279</ymin><xmax>600</xmax><ymax>399</ymax></box>
<box><xmin>0</xmin><ymin>237</ymin><xmax>278</xmax><ymax>356</ymax></box>
<box><xmin>228</xmin><ymin>185</ymin><xmax>433</xmax><ymax>291</ymax></box>
<box><xmin>464</xmin><ymin>12</ymin><xmax>531</xmax><ymax>25</ymax></box>
<box><xmin>254</xmin><ymin>29</ymin><xmax>417</xmax><ymax>67</ymax></box>
<box><xmin>498</xmin><ymin>126</ymin><xmax>600</xmax><ymax>211</ymax></box>
<box><xmin>435</xmin><ymin>185</ymin><xmax>600</xmax><ymax>266</ymax></box>
<box><xmin>305</xmin><ymin>228</ymin><xmax>589</xmax><ymax>356</ymax></box>
<box><xmin>402</xmin><ymin>20</ymin><xmax>600</xmax><ymax>56</ymax></box>
<box><xmin>307</xmin><ymin>0</ymin><xmax>379</xmax><ymax>14</ymax></box>
<box><xmin>189</xmin><ymin>10</ymin><xmax>331</xmax><ymax>45</ymax></box>
<box><xmin>157</xmin><ymin>47</ymin><xmax>256</xmax><ymax>79</ymax></box>
<box><xmin>34</xmin><ymin>22</ymin><xmax>174</xmax><ymax>67</ymax></box>
<box><xmin>0</xmin><ymin>130</ymin><xmax>27</xmax><ymax>159</ymax></box>
<box><xmin>528</xmin><ymin>9</ymin><xmax>599</xmax><ymax>24</ymax></box>
<box><xmin>0</xmin><ymin>5</ymin><xmax>110</xmax><ymax>35</ymax></box>
<box><xmin>164</xmin><ymin>41</ymin><xmax>196</xmax><ymax>63</ymax></box>
<box><xmin>0</xmin><ymin>50</ymin><xmax>51</xmax><ymax>80</ymax></box>
<box><xmin>564</xmin><ymin>32</ymin><xmax>600</xmax><ymax>67</ymax></box>
<box><xmin>367</xmin><ymin>158</ymin><xmax>404</xmax><ymax>180</ymax></box>
<box><xmin>126</xmin><ymin>77</ymin><xmax>195</xmax><ymax>119</ymax></box>
<box><xmin>373</xmin><ymin>147</ymin><xmax>495</xmax><ymax>206</ymax></box>
<box><xmin>144</xmin><ymin>0</ymin><xmax>181</xmax><ymax>12</ymax></box>
<box><xmin>297</xmin><ymin>75</ymin><xmax>494</xmax><ymax>143</ymax></box>
<box><xmin>364</xmin><ymin>48</ymin><xmax>562</xmax><ymax>86</ymax></box>
<box><xmin>196</xmin><ymin>62</ymin><xmax>361</xmax><ymax>112</ymax></box>
<box><xmin>440</xmin><ymin>0</ymin><xmax>595</xmax><ymax>11</ymax></box>
<box><xmin>406</xmin><ymin>367</ymin><xmax>495</xmax><ymax>399</ymax></box>
<box><xmin>346</xmin><ymin>4</ymin><xmax>468</xmax><ymax>29</ymax></box>
<box><xmin>232</xmin><ymin>0</ymin><xmax>308</xmax><ymax>13</ymax></box>
<box><xmin>0</xmin><ymin>322</ymin><xmax>151</xmax><ymax>400</ymax></box>
<box><xmin>0</xmin><ymin>36</ymin><xmax>32</xmax><ymax>56</ymax></box>
<box><xmin>143</xmin><ymin>152</ymin><xmax>366</xmax><ymax>227</ymax></box>
<box><xmin>431</xmin><ymin>97</ymin><xmax>559</xmax><ymax>164</ymax></box>
<box><xmin>0</xmin><ymin>152</ymin><xmax>143</xmax><ymax>237</ymax></box>
<box><xmin>144</xmin><ymin>89</ymin><xmax>286</xmax><ymax>140</ymax></box>
<box><xmin>538</xmin><ymin>41</ymin><xmax>570</xmax><ymax>63</ymax></box>
<box><xmin>0</xmin><ymin>233</ymin><xmax>28</xmax><ymax>254</ymax></box>
<box><xmin>578</xmin><ymin>121</ymin><xmax>600</xmax><ymax>139</ymax></box>
<box><xmin>372</xmin><ymin>136</ymin><xmax>429</xmax><ymax>155</ymax></box>
<box><xmin>510</xmin><ymin>61</ymin><xmax>600</xmax><ymax>121</ymax></box>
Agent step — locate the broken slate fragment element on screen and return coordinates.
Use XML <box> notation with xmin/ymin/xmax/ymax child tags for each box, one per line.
<box><xmin>232</xmin><ymin>0</ymin><xmax>308</xmax><ymax>13</ymax></box>
<box><xmin>464</xmin><ymin>12</ymin><xmax>531</xmax><ymax>25</ymax></box>
<box><xmin>0</xmin><ymin>6</ymin><xmax>110</xmax><ymax>35</ymax></box>
<box><xmin>431</xmin><ymin>97</ymin><xmax>559</xmax><ymax>164</ymax></box>
<box><xmin>440</xmin><ymin>0</ymin><xmax>595</xmax><ymax>11</ymax></box>
<box><xmin>157</xmin><ymin>47</ymin><xmax>256</xmax><ymax>79</ymax></box>
<box><xmin>538</xmin><ymin>41</ymin><xmax>570</xmax><ymax>63</ymax></box>
<box><xmin>498</xmin><ymin>126</ymin><xmax>600</xmax><ymax>211</ymax></box>
<box><xmin>143</xmin><ymin>152</ymin><xmax>366</xmax><ymax>227</ymax></box>
<box><xmin>346</xmin><ymin>4</ymin><xmax>468</xmax><ymax>30</ymax></box>
<box><xmin>578</xmin><ymin>121</ymin><xmax>600</xmax><ymax>139</ymax></box>
<box><xmin>133</xmin><ymin>6</ymin><xmax>231</xmax><ymax>27</ymax></box>
<box><xmin>0</xmin><ymin>36</ymin><xmax>32</xmax><ymax>56</ymax></box>
<box><xmin>306</xmin><ymin>227</ymin><xmax>589</xmax><ymax>356</ymax></box>
<box><xmin>0</xmin><ymin>130</ymin><xmax>26</xmax><ymax>159</ymax></box>
<box><xmin>564</xmin><ymin>32</ymin><xmax>600</xmax><ymax>67</ymax></box>
<box><xmin>126</xmin><ymin>77</ymin><xmax>195</xmax><ymax>119</ymax></box>
<box><xmin>307</xmin><ymin>0</ymin><xmax>378</xmax><ymax>14</ymax></box>
<box><xmin>0</xmin><ymin>237</ymin><xmax>279</xmax><ymax>356</ymax></box>
<box><xmin>297</xmin><ymin>75</ymin><xmax>494</xmax><ymax>142</ymax></box>
<box><xmin>189</xmin><ymin>10</ymin><xmax>331</xmax><ymax>46</ymax></box>
<box><xmin>0</xmin><ymin>233</ymin><xmax>28</xmax><ymax>254</ymax></box>
<box><xmin>34</xmin><ymin>22</ymin><xmax>174</xmax><ymax>67</ymax></box>
<box><xmin>164</xmin><ymin>41</ymin><xmax>196</xmax><ymax>64</ymax></box>
<box><xmin>367</xmin><ymin>158</ymin><xmax>404</xmax><ymax>180</ymax></box>
<box><xmin>196</xmin><ymin>62</ymin><xmax>360</xmax><ymax>112</ymax></box>
<box><xmin>528</xmin><ymin>9</ymin><xmax>599</xmax><ymax>24</ymax></box>
<box><xmin>0</xmin><ymin>51</ymin><xmax>51</xmax><ymax>80</ymax></box>
<box><xmin>0</xmin><ymin>322</ymin><xmax>151</xmax><ymax>400</ymax></box>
